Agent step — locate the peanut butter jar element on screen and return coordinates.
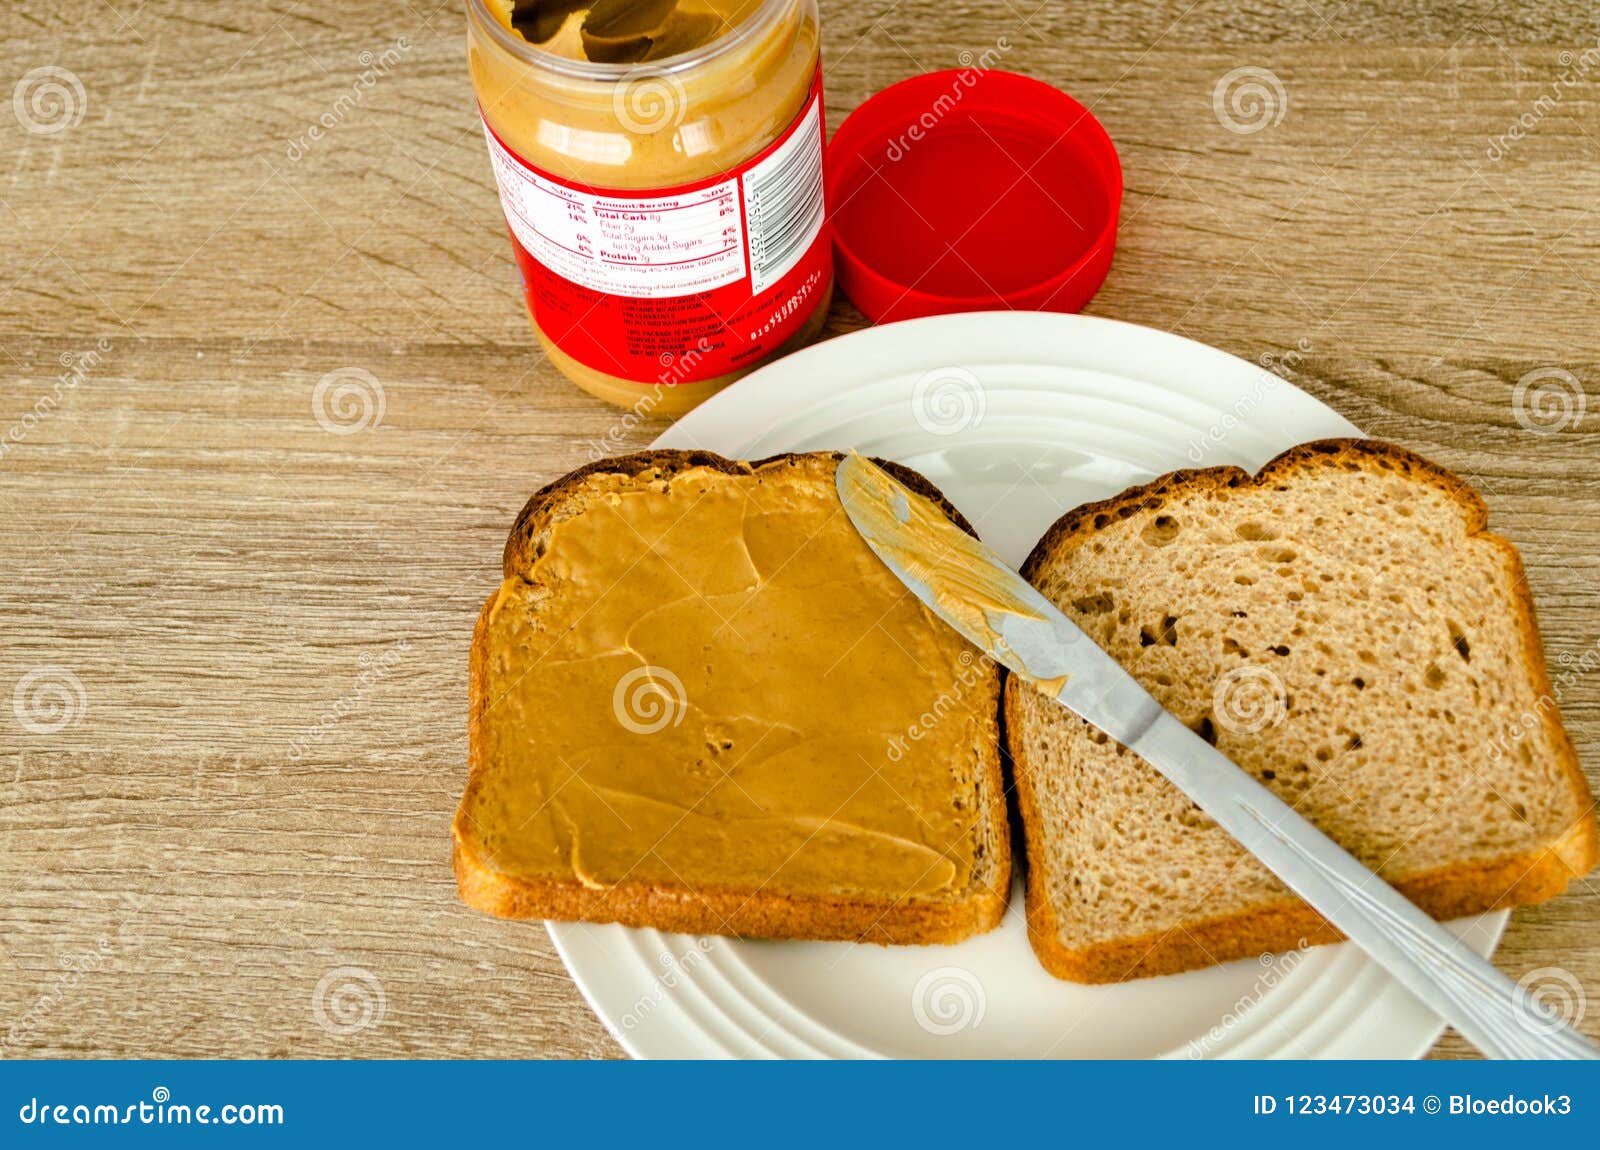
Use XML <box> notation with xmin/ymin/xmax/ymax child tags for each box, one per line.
<box><xmin>468</xmin><ymin>0</ymin><xmax>833</xmax><ymax>416</ymax></box>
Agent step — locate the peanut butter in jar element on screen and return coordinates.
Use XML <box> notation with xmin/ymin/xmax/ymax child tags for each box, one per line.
<box><xmin>469</xmin><ymin>0</ymin><xmax>832</xmax><ymax>416</ymax></box>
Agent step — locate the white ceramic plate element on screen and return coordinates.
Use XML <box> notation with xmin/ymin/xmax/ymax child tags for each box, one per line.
<box><xmin>548</xmin><ymin>312</ymin><xmax>1506</xmax><ymax>1059</ymax></box>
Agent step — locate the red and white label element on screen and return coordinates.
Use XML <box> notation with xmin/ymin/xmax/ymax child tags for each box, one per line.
<box><xmin>481</xmin><ymin>76</ymin><xmax>830</xmax><ymax>385</ymax></box>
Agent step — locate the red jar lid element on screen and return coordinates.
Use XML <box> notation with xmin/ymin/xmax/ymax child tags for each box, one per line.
<box><xmin>825</xmin><ymin>70</ymin><xmax>1123</xmax><ymax>324</ymax></box>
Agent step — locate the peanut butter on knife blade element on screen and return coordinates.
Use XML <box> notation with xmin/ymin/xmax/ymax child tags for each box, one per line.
<box><xmin>837</xmin><ymin>454</ymin><xmax>1070</xmax><ymax>697</ymax></box>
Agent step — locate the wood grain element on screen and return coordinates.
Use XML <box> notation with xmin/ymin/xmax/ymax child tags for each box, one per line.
<box><xmin>2</xmin><ymin>0</ymin><xmax>1597</xmax><ymax>1060</ymax></box>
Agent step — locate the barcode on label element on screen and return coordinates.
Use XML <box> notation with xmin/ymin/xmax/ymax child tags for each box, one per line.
<box><xmin>742</xmin><ymin>96</ymin><xmax>826</xmax><ymax>294</ymax></box>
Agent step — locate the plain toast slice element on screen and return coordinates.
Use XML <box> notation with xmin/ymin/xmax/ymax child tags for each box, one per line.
<box><xmin>1005</xmin><ymin>438</ymin><xmax>1598</xmax><ymax>982</ymax></box>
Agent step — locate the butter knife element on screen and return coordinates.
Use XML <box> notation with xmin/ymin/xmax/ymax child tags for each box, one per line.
<box><xmin>836</xmin><ymin>453</ymin><xmax>1598</xmax><ymax>1060</ymax></box>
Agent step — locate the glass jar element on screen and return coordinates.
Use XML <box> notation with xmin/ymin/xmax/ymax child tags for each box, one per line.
<box><xmin>467</xmin><ymin>0</ymin><xmax>833</xmax><ymax>417</ymax></box>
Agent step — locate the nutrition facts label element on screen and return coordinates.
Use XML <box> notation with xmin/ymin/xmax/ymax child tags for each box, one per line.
<box><xmin>482</xmin><ymin>93</ymin><xmax>823</xmax><ymax>301</ymax></box>
<box><xmin>485</xmin><ymin>137</ymin><xmax>747</xmax><ymax>298</ymax></box>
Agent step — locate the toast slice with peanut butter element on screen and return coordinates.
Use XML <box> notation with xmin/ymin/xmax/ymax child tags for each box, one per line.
<box><xmin>1005</xmin><ymin>439</ymin><xmax>1598</xmax><ymax>982</ymax></box>
<box><xmin>453</xmin><ymin>451</ymin><xmax>1009</xmax><ymax>944</ymax></box>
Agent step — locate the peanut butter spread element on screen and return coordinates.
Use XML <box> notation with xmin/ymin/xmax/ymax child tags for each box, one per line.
<box><xmin>495</xmin><ymin>0</ymin><xmax>749</xmax><ymax>64</ymax></box>
<box><xmin>475</xmin><ymin>0</ymin><xmax>812</xmax><ymax>193</ymax></box>
<box><xmin>456</xmin><ymin>459</ymin><xmax>995</xmax><ymax>900</ymax></box>
<box><xmin>836</xmin><ymin>455</ymin><xmax>1070</xmax><ymax>698</ymax></box>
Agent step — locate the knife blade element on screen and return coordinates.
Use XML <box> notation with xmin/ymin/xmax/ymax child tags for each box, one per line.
<box><xmin>836</xmin><ymin>452</ymin><xmax>1598</xmax><ymax>1060</ymax></box>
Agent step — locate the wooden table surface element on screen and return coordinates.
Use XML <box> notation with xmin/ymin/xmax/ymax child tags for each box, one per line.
<box><xmin>3</xmin><ymin>0</ymin><xmax>1598</xmax><ymax>1060</ymax></box>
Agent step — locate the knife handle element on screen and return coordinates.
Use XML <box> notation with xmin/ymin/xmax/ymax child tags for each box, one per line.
<box><xmin>1128</xmin><ymin>708</ymin><xmax>1599</xmax><ymax>1060</ymax></box>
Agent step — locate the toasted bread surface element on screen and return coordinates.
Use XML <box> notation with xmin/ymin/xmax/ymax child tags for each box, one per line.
<box><xmin>455</xmin><ymin>450</ymin><xmax>1009</xmax><ymax>944</ymax></box>
<box><xmin>1005</xmin><ymin>438</ymin><xmax>1598</xmax><ymax>982</ymax></box>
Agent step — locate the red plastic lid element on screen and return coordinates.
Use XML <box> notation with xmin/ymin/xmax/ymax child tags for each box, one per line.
<box><xmin>825</xmin><ymin>70</ymin><xmax>1123</xmax><ymax>324</ymax></box>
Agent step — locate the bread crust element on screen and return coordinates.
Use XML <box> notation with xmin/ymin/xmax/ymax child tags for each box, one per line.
<box><xmin>1007</xmin><ymin>438</ymin><xmax>1599</xmax><ymax>982</ymax></box>
<box><xmin>458</xmin><ymin>450</ymin><xmax>1010</xmax><ymax>945</ymax></box>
